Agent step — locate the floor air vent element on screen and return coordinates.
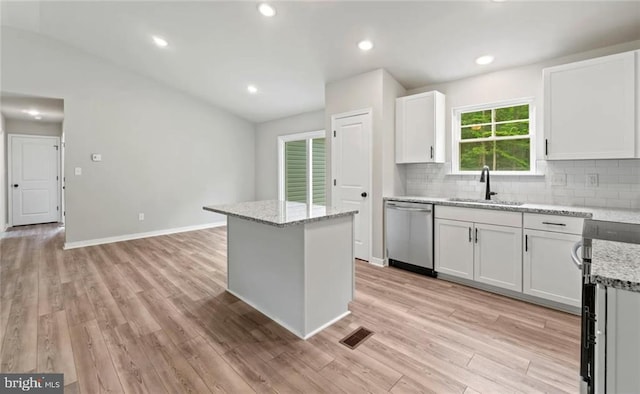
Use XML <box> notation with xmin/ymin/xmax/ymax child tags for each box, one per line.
<box><xmin>339</xmin><ymin>327</ymin><xmax>373</xmax><ymax>349</ymax></box>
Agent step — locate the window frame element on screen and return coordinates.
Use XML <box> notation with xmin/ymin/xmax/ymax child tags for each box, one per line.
<box><xmin>277</xmin><ymin>130</ymin><xmax>326</xmax><ymax>203</ymax></box>
<box><xmin>451</xmin><ymin>97</ymin><xmax>536</xmax><ymax>175</ymax></box>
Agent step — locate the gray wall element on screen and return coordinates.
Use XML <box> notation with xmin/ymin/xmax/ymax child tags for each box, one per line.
<box><xmin>5</xmin><ymin>119</ymin><xmax>62</xmax><ymax>136</ymax></box>
<box><xmin>0</xmin><ymin>114</ymin><xmax>5</xmax><ymax>230</ymax></box>
<box><xmin>325</xmin><ymin>69</ymin><xmax>406</xmax><ymax>263</ymax></box>
<box><xmin>254</xmin><ymin>109</ymin><xmax>324</xmax><ymax>200</ymax></box>
<box><xmin>2</xmin><ymin>27</ymin><xmax>256</xmax><ymax>244</ymax></box>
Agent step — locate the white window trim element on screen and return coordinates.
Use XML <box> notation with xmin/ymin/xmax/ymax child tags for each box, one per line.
<box><xmin>451</xmin><ymin>97</ymin><xmax>536</xmax><ymax>176</ymax></box>
<box><xmin>277</xmin><ymin>130</ymin><xmax>326</xmax><ymax>202</ymax></box>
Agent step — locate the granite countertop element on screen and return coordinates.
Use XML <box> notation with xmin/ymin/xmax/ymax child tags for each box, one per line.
<box><xmin>203</xmin><ymin>200</ymin><xmax>358</xmax><ymax>227</ymax></box>
<box><xmin>384</xmin><ymin>196</ymin><xmax>640</xmax><ymax>224</ymax></box>
<box><xmin>386</xmin><ymin>195</ymin><xmax>640</xmax><ymax>292</ymax></box>
<box><xmin>591</xmin><ymin>239</ymin><xmax>640</xmax><ymax>293</ymax></box>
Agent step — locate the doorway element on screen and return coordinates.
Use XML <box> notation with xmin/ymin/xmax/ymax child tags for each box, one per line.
<box><xmin>1</xmin><ymin>93</ymin><xmax>65</xmax><ymax>229</ymax></box>
<box><xmin>331</xmin><ymin>109</ymin><xmax>372</xmax><ymax>261</ymax></box>
<box><xmin>8</xmin><ymin>135</ymin><xmax>61</xmax><ymax>226</ymax></box>
<box><xmin>277</xmin><ymin>130</ymin><xmax>327</xmax><ymax>204</ymax></box>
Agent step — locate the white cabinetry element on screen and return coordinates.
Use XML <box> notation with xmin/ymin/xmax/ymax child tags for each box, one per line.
<box><xmin>395</xmin><ymin>91</ymin><xmax>445</xmax><ymax>163</ymax></box>
<box><xmin>434</xmin><ymin>218</ymin><xmax>474</xmax><ymax>280</ymax></box>
<box><xmin>434</xmin><ymin>206</ymin><xmax>522</xmax><ymax>292</ymax></box>
<box><xmin>474</xmin><ymin>223</ymin><xmax>522</xmax><ymax>292</ymax></box>
<box><xmin>523</xmin><ymin>214</ymin><xmax>583</xmax><ymax>308</ymax></box>
<box><xmin>543</xmin><ymin>50</ymin><xmax>638</xmax><ymax>160</ymax></box>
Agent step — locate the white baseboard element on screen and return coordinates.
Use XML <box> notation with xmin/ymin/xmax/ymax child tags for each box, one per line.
<box><xmin>63</xmin><ymin>221</ymin><xmax>226</xmax><ymax>250</ymax></box>
<box><xmin>226</xmin><ymin>288</ymin><xmax>350</xmax><ymax>340</ymax></box>
<box><xmin>369</xmin><ymin>256</ymin><xmax>386</xmax><ymax>267</ymax></box>
<box><xmin>303</xmin><ymin>311</ymin><xmax>351</xmax><ymax>340</ymax></box>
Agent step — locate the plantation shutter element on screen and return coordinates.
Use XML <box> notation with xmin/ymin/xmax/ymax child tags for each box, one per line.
<box><xmin>312</xmin><ymin>138</ymin><xmax>326</xmax><ymax>205</ymax></box>
<box><xmin>285</xmin><ymin>140</ymin><xmax>307</xmax><ymax>203</ymax></box>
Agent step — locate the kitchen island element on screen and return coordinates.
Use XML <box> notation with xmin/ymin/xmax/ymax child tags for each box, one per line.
<box><xmin>203</xmin><ymin>200</ymin><xmax>358</xmax><ymax>339</ymax></box>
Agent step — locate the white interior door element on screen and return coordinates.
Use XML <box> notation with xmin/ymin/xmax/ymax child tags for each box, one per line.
<box><xmin>10</xmin><ymin>135</ymin><xmax>60</xmax><ymax>226</ymax></box>
<box><xmin>331</xmin><ymin>110</ymin><xmax>371</xmax><ymax>261</ymax></box>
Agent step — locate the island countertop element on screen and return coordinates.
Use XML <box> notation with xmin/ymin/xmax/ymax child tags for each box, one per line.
<box><xmin>203</xmin><ymin>200</ymin><xmax>358</xmax><ymax>227</ymax></box>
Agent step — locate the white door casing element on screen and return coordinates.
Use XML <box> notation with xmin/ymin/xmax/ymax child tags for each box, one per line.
<box><xmin>9</xmin><ymin>134</ymin><xmax>61</xmax><ymax>226</ymax></box>
<box><xmin>331</xmin><ymin>109</ymin><xmax>372</xmax><ymax>261</ymax></box>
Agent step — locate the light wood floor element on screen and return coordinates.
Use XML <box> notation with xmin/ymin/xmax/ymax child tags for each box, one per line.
<box><xmin>0</xmin><ymin>224</ymin><xmax>581</xmax><ymax>393</ymax></box>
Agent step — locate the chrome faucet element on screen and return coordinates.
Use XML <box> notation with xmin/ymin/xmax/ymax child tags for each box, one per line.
<box><xmin>479</xmin><ymin>165</ymin><xmax>498</xmax><ymax>200</ymax></box>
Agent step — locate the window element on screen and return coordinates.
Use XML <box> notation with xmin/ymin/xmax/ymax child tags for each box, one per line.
<box><xmin>452</xmin><ymin>98</ymin><xmax>535</xmax><ymax>174</ymax></box>
<box><xmin>278</xmin><ymin>131</ymin><xmax>326</xmax><ymax>205</ymax></box>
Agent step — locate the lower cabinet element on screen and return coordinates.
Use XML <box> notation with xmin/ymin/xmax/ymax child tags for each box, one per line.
<box><xmin>523</xmin><ymin>229</ymin><xmax>582</xmax><ymax>307</ymax></box>
<box><xmin>434</xmin><ymin>218</ymin><xmax>474</xmax><ymax>280</ymax></box>
<box><xmin>435</xmin><ymin>218</ymin><xmax>522</xmax><ymax>292</ymax></box>
<box><xmin>474</xmin><ymin>223</ymin><xmax>523</xmax><ymax>292</ymax></box>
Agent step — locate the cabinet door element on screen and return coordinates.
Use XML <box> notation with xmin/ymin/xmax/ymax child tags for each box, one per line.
<box><xmin>396</xmin><ymin>92</ymin><xmax>445</xmax><ymax>163</ymax></box>
<box><xmin>544</xmin><ymin>51</ymin><xmax>636</xmax><ymax>160</ymax></box>
<box><xmin>474</xmin><ymin>224</ymin><xmax>523</xmax><ymax>292</ymax></box>
<box><xmin>523</xmin><ymin>229</ymin><xmax>582</xmax><ymax>307</ymax></box>
<box><xmin>434</xmin><ymin>219</ymin><xmax>474</xmax><ymax>279</ymax></box>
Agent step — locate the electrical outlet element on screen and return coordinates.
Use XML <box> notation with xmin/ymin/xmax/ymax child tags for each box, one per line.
<box><xmin>586</xmin><ymin>174</ymin><xmax>599</xmax><ymax>187</ymax></box>
<box><xmin>74</xmin><ymin>167</ymin><xmax>82</xmax><ymax>176</ymax></box>
<box><xmin>138</xmin><ymin>213</ymin><xmax>145</xmax><ymax>221</ymax></box>
<box><xmin>551</xmin><ymin>173</ymin><xmax>567</xmax><ymax>186</ymax></box>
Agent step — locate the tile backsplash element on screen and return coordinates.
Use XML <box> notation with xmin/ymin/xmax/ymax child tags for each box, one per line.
<box><xmin>405</xmin><ymin>159</ymin><xmax>640</xmax><ymax>209</ymax></box>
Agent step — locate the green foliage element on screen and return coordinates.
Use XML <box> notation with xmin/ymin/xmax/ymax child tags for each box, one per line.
<box><xmin>459</xmin><ymin>104</ymin><xmax>531</xmax><ymax>171</ymax></box>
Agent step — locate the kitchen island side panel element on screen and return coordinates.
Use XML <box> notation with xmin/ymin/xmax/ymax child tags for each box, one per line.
<box><xmin>227</xmin><ymin>216</ymin><xmax>305</xmax><ymax>336</ymax></box>
<box><xmin>304</xmin><ymin>215</ymin><xmax>354</xmax><ymax>335</ymax></box>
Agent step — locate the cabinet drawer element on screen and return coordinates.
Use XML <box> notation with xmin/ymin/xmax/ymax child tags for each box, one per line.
<box><xmin>435</xmin><ymin>206</ymin><xmax>521</xmax><ymax>227</ymax></box>
<box><xmin>523</xmin><ymin>213</ymin><xmax>584</xmax><ymax>235</ymax></box>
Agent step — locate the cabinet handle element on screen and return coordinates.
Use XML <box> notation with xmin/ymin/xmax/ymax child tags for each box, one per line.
<box><xmin>475</xmin><ymin>228</ymin><xmax>478</xmax><ymax>244</ymax></box>
<box><xmin>542</xmin><ymin>221</ymin><xmax>567</xmax><ymax>227</ymax></box>
<box><xmin>468</xmin><ymin>227</ymin><xmax>472</xmax><ymax>242</ymax></box>
<box><xmin>545</xmin><ymin>139</ymin><xmax>549</xmax><ymax>156</ymax></box>
<box><xmin>525</xmin><ymin>234</ymin><xmax>528</xmax><ymax>252</ymax></box>
<box><xmin>430</xmin><ymin>146</ymin><xmax>434</xmax><ymax>159</ymax></box>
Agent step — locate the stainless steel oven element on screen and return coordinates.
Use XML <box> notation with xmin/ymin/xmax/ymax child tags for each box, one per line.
<box><xmin>572</xmin><ymin>219</ymin><xmax>640</xmax><ymax>394</ymax></box>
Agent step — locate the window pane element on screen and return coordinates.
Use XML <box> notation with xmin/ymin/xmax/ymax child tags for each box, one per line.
<box><xmin>495</xmin><ymin>121</ymin><xmax>529</xmax><ymax>137</ymax></box>
<box><xmin>461</xmin><ymin>110</ymin><xmax>491</xmax><ymax>126</ymax></box>
<box><xmin>495</xmin><ymin>139</ymin><xmax>530</xmax><ymax>171</ymax></box>
<box><xmin>461</xmin><ymin>125</ymin><xmax>492</xmax><ymax>140</ymax></box>
<box><xmin>460</xmin><ymin>138</ymin><xmax>530</xmax><ymax>171</ymax></box>
<box><xmin>495</xmin><ymin>104</ymin><xmax>528</xmax><ymax>122</ymax></box>
<box><xmin>312</xmin><ymin>138</ymin><xmax>326</xmax><ymax>205</ymax></box>
<box><xmin>285</xmin><ymin>140</ymin><xmax>307</xmax><ymax>203</ymax></box>
<box><xmin>459</xmin><ymin>141</ymin><xmax>492</xmax><ymax>171</ymax></box>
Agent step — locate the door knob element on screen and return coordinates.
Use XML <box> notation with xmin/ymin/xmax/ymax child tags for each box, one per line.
<box><xmin>13</xmin><ymin>184</ymin><xmax>18</xmax><ymax>188</ymax></box>
<box><xmin>361</xmin><ymin>192</ymin><xmax>368</xmax><ymax>198</ymax></box>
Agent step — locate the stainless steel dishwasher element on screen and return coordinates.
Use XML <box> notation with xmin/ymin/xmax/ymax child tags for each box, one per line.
<box><xmin>385</xmin><ymin>201</ymin><xmax>435</xmax><ymax>277</ymax></box>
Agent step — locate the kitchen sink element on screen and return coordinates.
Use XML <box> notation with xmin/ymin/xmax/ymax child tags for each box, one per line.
<box><xmin>448</xmin><ymin>197</ymin><xmax>524</xmax><ymax>206</ymax></box>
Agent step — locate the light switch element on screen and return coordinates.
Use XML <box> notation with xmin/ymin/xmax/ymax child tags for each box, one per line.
<box><xmin>74</xmin><ymin>167</ymin><xmax>82</xmax><ymax>176</ymax></box>
<box><xmin>91</xmin><ymin>153</ymin><xmax>102</xmax><ymax>162</ymax></box>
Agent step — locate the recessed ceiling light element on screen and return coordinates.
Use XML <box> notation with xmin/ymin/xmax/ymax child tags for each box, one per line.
<box><xmin>475</xmin><ymin>55</ymin><xmax>495</xmax><ymax>65</ymax></box>
<box><xmin>152</xmin><ymin>36</ymin><xmax>168</xmax><ymax>48</ymax></box>
<box><xmin>258</xmin><ymin>3</ymin><xmax>276</xmax><ymax>17</ymax></box>
<box><xmin>22</xmin><ymin>109</ymin><xmax>40</xmax><ymax>116</ymax></box>
<box><xmin>247</xmin><ymin>85</ymin><xmax>258</xmax><ymax>94</ymax></box>
<box><xmin>358</xmin><ymin>40</ymin><xmax>374</xmax><ymax>51</ymax></box>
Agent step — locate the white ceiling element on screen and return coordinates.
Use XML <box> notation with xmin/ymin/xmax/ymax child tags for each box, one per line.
<box><xmin>2</xmin><ymin>1</ymin><xmax>639</xmax><ymax>123</ymax></box>
<box><xmin>0</xmin><ymin>93</ymin><xmax>65</xmax><ymax>122</ymax></box>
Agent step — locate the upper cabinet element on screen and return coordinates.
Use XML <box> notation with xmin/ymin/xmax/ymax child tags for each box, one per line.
<box><xmin>396</xmin><ymin>91</ymin><xmax>445</xmax><ymax>163</ymax></box>
<box><xmin>543</xmin><ymin>50</ymin><xmax>638</xmax><ymax>160</ymax></box>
